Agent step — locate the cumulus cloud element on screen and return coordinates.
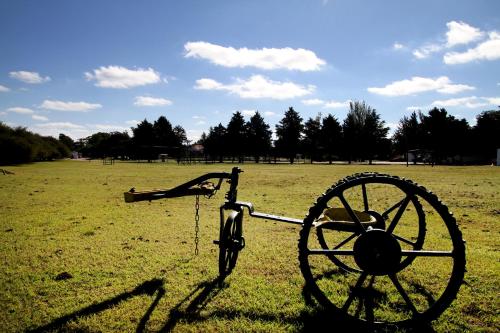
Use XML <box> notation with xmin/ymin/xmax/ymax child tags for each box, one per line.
<box><xmin>446</xmin><ymin>21</ymin><xmax>485</xmax><ymax>47</ymax></box>
<box><xmin>412</xmin><ymin>44</ymin><xmax>443</xmax><ymax>59</ymax></box>
<box><xmin>431</xmin><ymin>96</ymin><xmax>499</xmax><ymax>108</ymax></box>
<box><xmin>194</xmin><ymin>75</ymin><xmax>314</xmax><ymax>100</ymax></box>
<box><xmin>0</xmin><ymin>84</ymin><xmax>10</xmax><ymax>92</ymax></box>
<box><xmin>301</xmin><ymin>98</ymin><xmax>324</xmax><ymax>106</ymax></box>
<box><xmin>85</xmin><ymin>66</ymin><xmax>161</xmax><ymax>88</ymax></box>
<box><xmin>241</xmin><ymin>110</ymin><xmax>256</xmax><ymax>117</ymax></box>
<box><xmin>134</xmin><ymin>96</ymin><xmax>172</xmax><ymax>107</ymax></box>
<box><xmin>9</xmin><ymin>71</ymin><xmax>51</xmax><ymax>84</ymax></box>
<box><xmin>393</xmin><ymin>42</ymin><xmax>405</xmax><ymax>50</ymax></box>
<box><xmin>7</xmin><ymin>107</ymin><xmax>35</xmax><ymax>114</ymax></box>
<box><xmin>412</xmin><ymin>21</ymin><xmax>489</xmax><ymax>61</ymax></box>
<box><xmin>302</xmin><ymin>98</ymin><xmax>350</xmax><ymax>108</ymax></box>
<box><xmin>444</xmin><ymin>31</ymin><xmax>500</xmax><ymax>64</ymax></box>
<box><xmin>368</xmin><ymin>76</ymin><xmax>475</xmax><ymax>96</ymax></box>
<box><xmin>35</xmin><ymin>122</ymin><xmax>85</xmax><ymax>129</ymax></box>
<box><xmin>32</xmin><ymin>114</ymin><xmax>48</xmax><ymax>121</ymax></box>
<box><xmin>40</xmin><ymin>100</ymin><xmax>102</xmax><ymax>112</ymax></box>
<box><xmin>185</xmin><ymin>41</ymin><xmax>326</xmax><ymax>71</ymax></box>
<box><xmin>93</xmin><ymin>124</ymin><xmax>130</xmax><ymax>131</ymax></box>
<box><xmin>324</xmin><ymin>100</ymin><xmax>351</xmax><ymax>108</ymax></box>
<box><xmin>125</xmin><ymin>120</ymin><xmax>140</xmax><ymax>126</ymax></box>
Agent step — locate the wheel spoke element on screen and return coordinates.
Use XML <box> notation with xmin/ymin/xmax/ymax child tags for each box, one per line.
<box><xmin>401</xmin><ymin>250</ymin><xmax>454</xmax><ymax>257</ymax></box>
<box><xmin>382</xmin><ymin>198</ymin><xmax>405</xmax><ymax>218</ymax></box>
<box><xmin>361</xmin><ymin>183</ymin><xmax>369</xmax><ymax>212</ymax></box>
<box><xmin>386</xmin><ymin>195</ymin><xmax>411</xmax><ymax>233</ymax></box>
<box><xmin>333</xmin><ymin>233</ymin><xmax>358</xmax><ymax>249</ymax></box>
<box><xmin>389</xmin><ymin>274</ymin><xmax>419</xmax><ymax>316</ymax></box>
<box><xmin>308</xmin><ymin>249</ymin><xmax>355</xmax><ymax>256</ymax></box>
<box><xmin>393</xmin><ymin>233</ymin><xmax>417</xmax><ymax>246</ymax></box>
<box><xmin>339</xmin><ymin>193</ymin><xmax>365</xmax><ymax>233</ymax></box>
<box><xmin>342</xmin><ymin>272</ymin><xmax>368</xmax><ymax>312</ymax></box>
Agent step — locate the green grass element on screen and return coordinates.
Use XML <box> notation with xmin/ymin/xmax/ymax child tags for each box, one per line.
<box><xmin>0</xmin><ymin>160</ymin><xmax>498</xmax><ymax>332</ymax></box>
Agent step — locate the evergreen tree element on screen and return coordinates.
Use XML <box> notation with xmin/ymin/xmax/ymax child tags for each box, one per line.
<box><xmin>303</xmin><ymin>114</ymin><xmax>322</xmax><ymax>163</ymax></box>
<box><xmin>246</xmin><ymin>111</ymin><xmax>272</xmax><ymax>163</ymax></box>
<box><xmin>321</xmin><ymin>114</ymin><xmax>342</xmax><ymax>164</ymax></box>
<box><xmin>226</xmin><ymin>111</ymin><xmax>247</xmax><ymax>162</ymax></box>
<box><xmin>275</xmin><ymin>107</ymin><xmax>304</xmax><ymax>163</ymax></box>
<box><xmin>204</xmin><ymin>123</ymin><xmax>227</xmax><ymax>162</ymax></box>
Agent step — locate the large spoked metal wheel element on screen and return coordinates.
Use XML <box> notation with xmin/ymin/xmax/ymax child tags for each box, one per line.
<box><xmin>299</xmin><ymin>173</ymin><xmax>466</xmax><ymax>327</ymax></box>
<box><xmin>218</xmin><ymin>209</ymin><xmax>245</xmax><ymax>277</ymax></box>
<box><xmin>315</xmin><ymin>179</ymin><xmax>426</xmax><ymax>274</ymax></box>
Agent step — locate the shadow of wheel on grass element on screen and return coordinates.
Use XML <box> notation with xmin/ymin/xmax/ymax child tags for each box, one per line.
<box><xmin>26</xmin><ymin>278</ymin><xmax>165</xmax><ymax>333</ymax></box>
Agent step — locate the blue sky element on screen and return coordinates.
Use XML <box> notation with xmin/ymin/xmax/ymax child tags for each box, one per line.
<box><xmin>1</xmin><ymin>0</ymin><xmax>499</xmax><ymax>142</ymax></box>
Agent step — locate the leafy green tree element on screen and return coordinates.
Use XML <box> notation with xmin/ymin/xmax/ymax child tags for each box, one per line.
<box><xmin>153</xmin><ymin>116</ymin><xmax>176</xmax><ymax>147</ymax></box>
<box><xmin>420</xmin><ymin>108</ymin><xmax>471</xmax><ymax>163</ymax></box>
<box><xmin>132</xmin><ymin>119</ymin><xmax>155</xmax><ymax>161</ymax></box>
<box><xmin>246</xmin><ymin>111</ymin><xmax>272</xmax><ymax>163</ymax></box>
<box><xmin>59</xmin><ymin>133</ymin><xmax>75</xmax><ymax>151</ymax></box>
<box><xmin>275</xmin><ymin>107</ymin><xmax>304</xmax><ymax>163</ymax></box>
<box><xmin>473</xmin><ymin>110</ymin><xmax>500</xmax><ymax>162</ymax></box>
<box><xmin>204</xmin><ymin>123</ymin><xmax>227</xmax><ymax>162</ymax></box>
<box><xmin>321</xmin><ymin>114</ymin><xmax>342</xmax><ymax>164</ymax></box>
<box><xmin>173</xmin><ymin>125</ymin><xmax>188</xmax><ymax>147</ymax></box>
<box><xmin>342</xmin><ymin>101</ymin><xmax>389</xmax><ymax>164</ymax></box>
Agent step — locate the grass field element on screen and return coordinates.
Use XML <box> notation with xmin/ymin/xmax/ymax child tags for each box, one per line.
<box><xmin>0</xmin><ymin>160</ymin><xmax>498</xmax><ymax>332</ymax></box>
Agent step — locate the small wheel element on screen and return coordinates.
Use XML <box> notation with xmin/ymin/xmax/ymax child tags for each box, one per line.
<box><xmin>299</xmin><ymin>173</ymin><xmax>466</xmax><ymax>326</ymax></box>
<box><xmin>218</xmin><ymin>209</ymin><xmax>245</xmax><ymax>277</ymax></box>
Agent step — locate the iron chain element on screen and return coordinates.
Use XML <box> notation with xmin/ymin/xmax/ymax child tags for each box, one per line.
<box><xmin>194</xmin><ymin>194</ymin><xmax>200</xmax><ymax>255</ymax></box>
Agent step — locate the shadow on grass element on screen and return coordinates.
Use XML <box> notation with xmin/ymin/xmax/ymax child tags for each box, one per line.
<box><xmin>27</xmin><ymin>278</ymin><xmax>165</xmax><ymax>333</ymax></box>
<box><xmin>26</xmin><ymin>275</ymin><xmax>437</xmax><ymax>332</ymax></box>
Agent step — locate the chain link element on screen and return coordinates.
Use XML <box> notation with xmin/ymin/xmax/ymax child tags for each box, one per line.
<box><xmin>194</xmin><ymin>194</ymin><xmax>200</xmax><ymax>255</ymax></box>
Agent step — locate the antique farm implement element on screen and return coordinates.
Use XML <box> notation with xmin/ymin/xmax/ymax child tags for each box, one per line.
<box><xmin>124</xmin><ymin>167</ymin><xmax>465</xmax><ymax>327</ymax></box>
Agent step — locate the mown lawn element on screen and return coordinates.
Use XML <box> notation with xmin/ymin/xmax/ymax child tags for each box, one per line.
<box><xmin>0</xmin><ymin>160</ymin><xmax>498</xmax><ymax>332</ymax></box>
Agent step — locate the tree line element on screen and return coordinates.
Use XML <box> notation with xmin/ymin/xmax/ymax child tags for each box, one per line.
<box><xmin>1</xmin><ymin>101</ymin><xmax>498</xmax><ymax>165</ymax></box>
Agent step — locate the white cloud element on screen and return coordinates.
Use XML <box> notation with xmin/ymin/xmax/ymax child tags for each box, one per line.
<box><xmin>368</xmin><ymin>76</ymin><xmax>475</xmax><ymax>96</ymax></box>
<box><xmin>264</xmin><ymin>111</ymin><xmax>276</xmax><ymax>117</ymax></box>
<box><xmin>40</xmin><ymin>100</ymin><xmax>102</xmax><ymax>112</ymax></box>
<box><xmin>324</xmin><ymin>100</ymin><xmax>351</xmax><ymax>108</ymax></box>
<box><xmin>446</xmin><ymin>21</ymin><xmax>485</xmax><ymax>47</ymax></box>
<box><xmin>7</xmin><ymin>107</ymin><xmax>34</xmax><ymax>114</ymax></box>
<box><xmin>194</xmin><ymin>75</ymin><xmax>314</xmax><ymax>100</ymax></box>
<box><xmin>125</xmin><ymin>120</ymin><xmax>140</xmax><ymax>126</ymax></box>
<box><xmin>406</xmin><ymin>106</ymin><xmax>423</xmax><ymax>111</ymax></box>
<box><xmin>32</xmin><ymin>114</ymin><xmax>48</xmax><ymax>121</ymax></box>
<box><xmin>0</xmin><ymin>111</ymin><xmax>6</xmax><ymax>116</ymax></box>
<box><xmin>485</xmin><ymin>97</ymin><xmax>500</xmax><ymax>105</ymax></box>
<box><xmin>241</xmin><ymin>109</ymin><xmax>256</xmax><ymax>116</ymax></box>
<box><xmin>393</xmin><ymin>42</ymin><xmax>405</xmax><ymax>50</ymax></box>
<box><xmin>431</xmin><ymin>96</ymin><xmax>499</xmax><ymax>108</ymax></box>
<box><xmin>134</xmin><ymin>96</ymin><xmax>172</xmax><ymax>107</ymax></box>
<box><xmin>302</xmin><ymin>98</ymin><xmax>350</xmax><ymax>108</ymax></box>
<box><xmin>92</xmin><ymin>124</ymin><xmax>130</xmax><ymax>132</ymax></box>
<box><xmin>302</xmin><ymin>98</ymin><xmax>324</xmax><ymax>106</ymax></box>
<box><xmin>9</xmin><ymin>71</ymin><xmax>51</xmax><ymax>84</ymax></box>
<box><xmin>185</xmin><ymin>41</ymin><xmax>326</xmax><ymax>71</ymax></box>
<box><xmin>0</xmin><ymin>84</ymin><xmax>10</xmax><ymax>92</ymax></box>
<box><xmin>35</xmin><ymin>122</ymin><xmax>85</xmax><ymax>129</ymax></box>
<box><xmin>412</xmin><ymin>44</ymin><xmax>443</xmax><ymax>59</ymax></box>
<box><xmin>195</xmin><ymin>120</ymin><xmax>206</xmax><ymax>125</ymax></box>
<box><xmin>85</xmin><ymin>66</ymin><xmax>161</xmax><ymax>88</ymax></box>
<box><xmin>444</xmin><ymin>31</ymin><xmax>500</xmax><ymax>64</ymax></box>
<box><xmin>192</xmin><ymin>115</ymin><xmax>206</xmax><ymax>120</ymax></box>
<box><xmin>186</xmin><ymin>129</ymin><xmax>203</xmax><ymax>142</ymax></box>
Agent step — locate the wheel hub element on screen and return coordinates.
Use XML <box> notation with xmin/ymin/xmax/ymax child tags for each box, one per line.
<box><xmin>353</xmin><ymin>229</ymin><xmax>401</xmax><ymax>275</ymax></box>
